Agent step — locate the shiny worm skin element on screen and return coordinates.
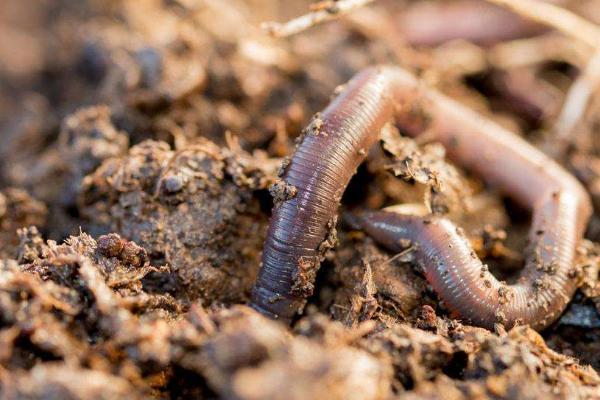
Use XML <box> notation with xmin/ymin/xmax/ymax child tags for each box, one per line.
<box><xmin>250</xmin><ymin>65</ymin><xmax>592</xmax><ymax>329</ymax></box>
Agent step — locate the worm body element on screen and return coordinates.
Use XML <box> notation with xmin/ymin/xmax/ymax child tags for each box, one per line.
<box><xmin>397</xmin><ymin>0</ymin><xmax>546</xmax><ymax>46</ymax></box>
<box><xmin>354</xmin><ymin>208</ymin><xmax>582</xmax><ymax>330</ymax></box>
<box><xmin>251</xmin><ymin>66</ymin><xmax>591</xmax><ymax>329</ymax></box>
<box><xmin>251</xmin><ymin>69</ymin><xmax>395</xmax><ymax>321</ymax></box>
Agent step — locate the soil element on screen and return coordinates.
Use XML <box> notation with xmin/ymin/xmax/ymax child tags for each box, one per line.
<box><xmin>0</xmin><ymin>0</ymin><xmax>599</xmax><ymax>399</ymax></box>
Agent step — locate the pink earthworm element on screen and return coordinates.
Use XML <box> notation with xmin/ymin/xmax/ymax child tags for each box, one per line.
<box><xmin>396</xmin><ymin>0</ymin><xmax>548</xmax><ymax>47</ymax></box>
<box><xmin>250</xmin><ymin>65</ymin><xmax>591</xmax><ymax>330</ymax></box>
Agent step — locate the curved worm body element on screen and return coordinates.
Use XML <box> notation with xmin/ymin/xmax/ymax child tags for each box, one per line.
<box><xmin>251</xmin><ymin>65</ymin><xmax>591</xmax><ymax>329</ymax></box>
<box><xmin>397</xmin><ymin>0</ymin><xmax>546</xmax><ymax>47</ymax></box>
<box><xmin>354</xmin><ymin>208</ymin><xmax>582</xmax><ymax>330</ymax></box>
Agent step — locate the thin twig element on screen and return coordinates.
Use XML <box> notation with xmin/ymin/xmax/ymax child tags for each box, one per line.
<box><xmin>262</xmin><ymin>0</ymin><xmax>375</xmax><ymax>38</ymax></box>
<box><xmin>485</xmin><ymin>0</ymin><xmax>600</xmax><ymax>48</ymax></box>
<box><xmin>554</xmin><ymin>49</ymin><xmax>600</xmax><ymax>140</ymax></box>
<box><xmin>488</xmin><ymin>33</ymin><xmax>588</xmax><ymax>70</ymax></box>
<box><xmin>380</xmin><ymin>246</ymin><xmax>416</xmax><ymax>267</ymax></box>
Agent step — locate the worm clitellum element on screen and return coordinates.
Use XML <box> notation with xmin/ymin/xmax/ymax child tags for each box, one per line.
<box><xmin>250</xmin><ymin>65</ymin><xmax>592</xmax><ymax>330</ymax></box>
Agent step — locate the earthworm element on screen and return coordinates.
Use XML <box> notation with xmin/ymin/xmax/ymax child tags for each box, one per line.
<box><xmin>251</xmin><ymin>68</ymin><xmax>394</xmax><ymax>321</ymax></box>
<box><xmin>396</xmin><ymin>0</ymin><xmax>548</xmax><ymax>47</ymax></box>
<box><xmin>250</xmin><ymin>65</ymin><xmax>592</xmax><ymax>329</ymax></box>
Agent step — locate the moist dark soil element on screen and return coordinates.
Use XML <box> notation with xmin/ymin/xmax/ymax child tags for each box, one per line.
<box><xmin>0</xmin><ymin>1</ymin><xmax>599</xmax><ymax>399</ymax></box>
